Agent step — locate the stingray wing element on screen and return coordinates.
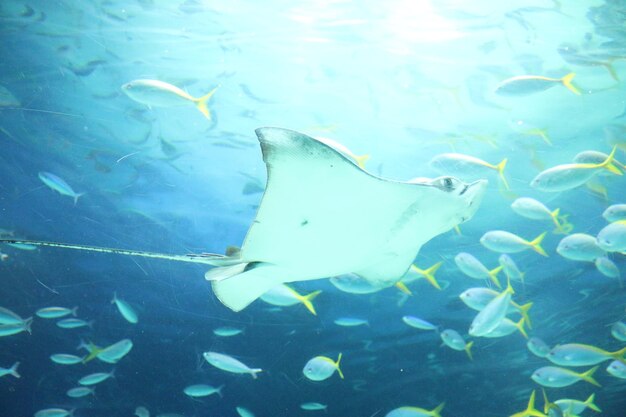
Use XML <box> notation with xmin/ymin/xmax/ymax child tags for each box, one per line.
<box><xmin>241</xmin><ymin>128</ymin><xmax>433</xmax><ymax>280</ymax></box>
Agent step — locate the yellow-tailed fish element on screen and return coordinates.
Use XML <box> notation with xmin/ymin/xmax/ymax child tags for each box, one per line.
<box><xmin>480</xmin><ymin>231</ymin><xmax>548</xmax><ymax>256</ymax></box>
<box><xmin>469</xmin><ymin>278</ymin><xmax>514</xmax><ymax>337</ymax></box>
<box><xmin>531</xmin><ymin>365</ymin><xmax>600</xmax><ymax>388</ymax></box>
<box><xmin>303</xmin><ymin>353</ymin><xmax>343</xmax><ymax>381</ymax></box>
<box><xmin>121</xmin><ymin>79</ymin><xmax>218</xmax><ymax>120</ymax></box>
<box><xmin>554</xmin><ymin>393</ymin><xmax>601</xmax><ymax>414</ymax></box>
<box><xmin>547</xmin><ymin>343</ymin><xmax>626</xmax><ymax>366</ymax></box>
<box><xmin>259</xmin><ymin>285</ymin><xmax>322</xmax><ymax>315</ymax></box>
<box><xmin>510</xmin><ymin>197</ymin><xmax>572</xmax><ymax>234</ymax></box>
<box><xmin>498</xmin><ymin>254</ymin><xmax>525</xmax><ymax>283</ymax></box>
<box><xmin>112</xmin><ymin>293</ymin><xmax>138</xmax><ymax>324</ymax></box>
<box><xmin>531</xmin><ymin>147</ymin><xmax>621</xmax><ymax>192</ymax></box>
<box><xmin>203</xmin><ymin>351</ymin><xmax>262</xmax><ymax>379</ymax></box>
<box><xmin>38</xmin><ymin>172</ymin><xmax>85</xmax><ymax>205</ymax></box>
<box><xmin>556</xmin><ymin>233</ymin><xmax>605</xmax><ymax>261</ymax></box>
<box><xmin>483</xmin><ymin>317</ymin><xmax>527</xmax><ymax>339</ymax></box>
<box><xmin>430</xmin><ymin>153</ymin><xmax>509</xmax><ymax>189</ymax></box>
<box><xmin>440</xmin><ymin>329</ymin><xmax>473</xmax><ymax>360</ymax></box>
<box><xmin>454</xmin><ymin>252</ymin><xmax>502</xmax><ymax>288</ymax></box>
<box><xmin>495</xmin><ymin>73</ymin><xmax>580</xmax><ymax>96</ymax></box>
<box><xmin>385</xmin><ymin>402</ymin><xmax>445</xmax><ymax>417</ymax></box>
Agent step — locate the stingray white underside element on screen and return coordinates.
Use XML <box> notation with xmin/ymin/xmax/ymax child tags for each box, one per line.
<box><xmin>208</xmin><ymin>128</ymin><xmax>487</xmax><ymax>312</ymax></box>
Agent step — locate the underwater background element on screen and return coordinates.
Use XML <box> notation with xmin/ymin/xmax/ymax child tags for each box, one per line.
<box><xmin>1</xmin><ymin>0</ymin><xmax>626</xmax><ymax>416</ymax></box>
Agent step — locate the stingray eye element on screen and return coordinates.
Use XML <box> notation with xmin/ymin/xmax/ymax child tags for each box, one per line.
<box><xmin>434</xmin><ymin>176</ymin><xmax>458</xmax><ymax>192</ymax></box>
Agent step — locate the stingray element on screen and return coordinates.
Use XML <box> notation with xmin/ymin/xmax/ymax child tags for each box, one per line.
<box><xmin>1</xmin><ymin>128</ymin><xmax>488</xmax><ymax>312</ymax></box>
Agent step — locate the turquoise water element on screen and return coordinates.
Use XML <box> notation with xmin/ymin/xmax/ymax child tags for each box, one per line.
<box><xmin>1</xmin><ymin>1</ymin><xmax>625</xmax><ymax>416</ymax></box>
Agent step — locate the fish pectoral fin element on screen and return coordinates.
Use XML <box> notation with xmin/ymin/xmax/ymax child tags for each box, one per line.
<box><xmin>211</xmin><ymin>264</ymin><xmax>286</xmax><ymax>312</ymax></box>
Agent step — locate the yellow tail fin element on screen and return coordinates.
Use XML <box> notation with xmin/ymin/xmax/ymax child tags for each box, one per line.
<box><xmin>580</xmin><ymin>365</ymin><xmax>601</xmax><ymax>387</ymax></box>
<box><xmin>561</xmin><ymin>73</ymin><xmax>581</xmax><ymax>95</ymax></box>
<box><xmin>599</xmin><ymin>146</ymin><xmax>623</xmax><ymax>175</ymax></box>
<box><xmin>610</xmin><ymin>346</ymin><xmax>626</xmax><ymax>361</ymax></box>
<box><xmin>528</xmin><ymin>232</ymin><xmax>548</xmax><ymax>257</ymax></box>
<box><xmin>430</xmin><ymin>402</ymin><xmax>445</xmax><ymax>417</ymax></box>
<box><xmin>395</xmin><ymin>281</ymin><xmax>413</xmax><ymax>295</ymax></box>
<box><xmin>335</xmin><ymin>353</ymin><xmax>344</xmax><ymax>379</ymax></box>
<box><xmin>516</xmin><ymin>302</ymin><xmax>533</xmax><ymax>329</ymax></box>
<box><xmin>299</xmin><ymin>290</ymin><xmax>322</xmax><ymax>316</ymax></box>
<box><xmin>194</xmin><ymin>86</ymin><xmax>219</xmax><ymax>120</ymax></box>
<box><xmin>603</xmin><ymin>61</ymin><xmax>619</xmax><ymax>81</ymax></box>
<box><xmin>413</xmin><ymin>262</ymin><xmax>443</xmax><ymax>290</ymax></box>
<box><xmin>465</xmin><ymin>341</ymin><xmax>474</xmax><ymax>361</ymax></box>
<box><xmin>584</xmin><ymin>393</ymin><xmax>601</xmax><ymax>412</ymax></box>
<box><xmin>495</xmin><ymin>158</ymin><xmax>510</xmax><ymax>190</ymax></box>
<box><xmin>488</xmin><ymin>265</ymin><xmax>503</xmax><ymax>288</ymax></box>
<box><xmin>514</xmin><ymin>317</ymin><xmax>528</xmax><ymax>339</ymax></box>
<box><xmin>354</xmin><ymin>154</ymin><xmax>370</xmax><ymax>169</ymax></box>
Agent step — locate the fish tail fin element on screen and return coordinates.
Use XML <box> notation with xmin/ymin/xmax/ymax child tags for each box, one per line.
<box><xmin>514</xmin><ymin>317</ymin><xmax>528</xmax><ymax>339</ymax></box>
<box><xmin>335</xmin><ymin>353</ymin><xmax>344</xmax><ymax>379</ymax></box>
<box><xmin>553</xmin><ymin>211</ymin><xmax>574</xmax><ymax>234</ymax></box>
<box><xmin>516</xmin><ymin>302</ymin><xmax>533</xmax><ymax>329</ymax></box>
<box><xmin>9</xmin><ymin>361</ymin><xmax>20</xmax><ymax>378</ymax></box>
<box><xmin>550</xmin><ymin>208</ymin><xmax>561</xmax><ymax>229</ymax></box>
<box><xmin>580</xmin><ymin>366</ymin><xmax>601</xmax><ymax>387</ymax></box>
<box><xmin>421</xmin><ymin>262</ymin><xmax>443</xmax><ymax>290</ymax></box>
<box><xmin>71</xmin><ymin>306</ymin><xmax>79</xmax><ymax>316</ymax></box>
<box><xmin>611</xmin><ymin>346</ymin><xmax>626</xmax><ymax>361</ymax></box>
<box><xmin>585</xmin><ymin>393</ymin><xmax>601</xmax><ymax>412</ymax></box>
<box><xmin>599</xmin><ymin>146</ymin><xmax>623</xmax><ymax>175</ymax></box>
<box><xmin>603</xmin><ymin>61</ymin><xmax>619</xmax><ymax>81</ymax></box>
<box><xmin>23</xmin><ymin>317</ymin><xmax>33</xmax><ymax>334</ymax></box>
<box><xmin>354</xmin><ymin>154</ymin><xmax>370</xmax><ymax>169</ymax></box>
<box><xmin>394</xmin><ymin>281</ymin><xmax>413</xmax><ymax>295</ymax></box>
<box><xmin>465</xmin><ymin>341</ymin><xmax>474</xmax><ymax>361</ymax></box>
<box><xmin>526</xmin><ymin>390</ymin><xmax>538</xmax><ymax>414</ymax></box>
<box><xmin>541</xmin><ymin>389</ymin><xmax>551</xmax><ymax>414</ymax></box>
<box><xmin>430</xmin><ymin>402</ymin><xmax>445</xmax><ymax>417</ymax></box>
<box><xmin>210</xmin><ymin>264</ymin><xmax>285</xmax><ymax>312</ymax></box>
<box><xmin>250</xmin><ymin>368</ymin><xmax>262</xmax><ymax>379</ymax></box>
<box><xmin>537</xmin><ymin>129</ymin><xmax>552</xmax><ymax>146</ymax></box>
<box><xmin>453</xmin><ymin>224</ymin><xmax>462</xmax><ymax>235</ymax></box>
<box><xmin>73</xmin><ymin>192</ymin><xmax>86</xmax><ymax>206</ymax></box>
<box><xmin>217</xmin><ymin>385</ymin><xmax>225</xmax><ymax>398</ymax></box>
<box><xmin>488</xmin><ymin>265</ymin><xmax>502</xmax><ymax>288</ymax></box>
<box><xmin>561</xmin><ymin>72</ymin><xmax>581</xmax><ymax>95</ymax></box>
<box><xmin>529</xmin><ymin>232</ymin><xmax>548</xmax><ymax>257</ymax></box>
<box><xmin>495</xmin><ymin>158</ymin><xmax>510</xmax><ymax>190</ymax></box>
<box><xmin>505</xmin><ymin>276</ymin><xmax>515</xmax><ymax>295</ymax></box>
<box><xmin>300</xmin><ymin>290</ymin><xmax>322</xmax><ymax>315</ymax></box>
<box><xmin>195</xmin><ymin>86</ymin><xmax>219</xmax><ymax>120</ymax></box>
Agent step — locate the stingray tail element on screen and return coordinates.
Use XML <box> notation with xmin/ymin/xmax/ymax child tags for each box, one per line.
<box><xmin>0</xmin><ymin>239</ymin><xmax>235</xmax><ymax>266</ymax></box>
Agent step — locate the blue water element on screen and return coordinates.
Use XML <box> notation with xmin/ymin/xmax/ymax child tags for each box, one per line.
<box><xmin>1</xmin><ymin>1</ymin><xmax>626</xmax><ymax>416</ymax></box>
